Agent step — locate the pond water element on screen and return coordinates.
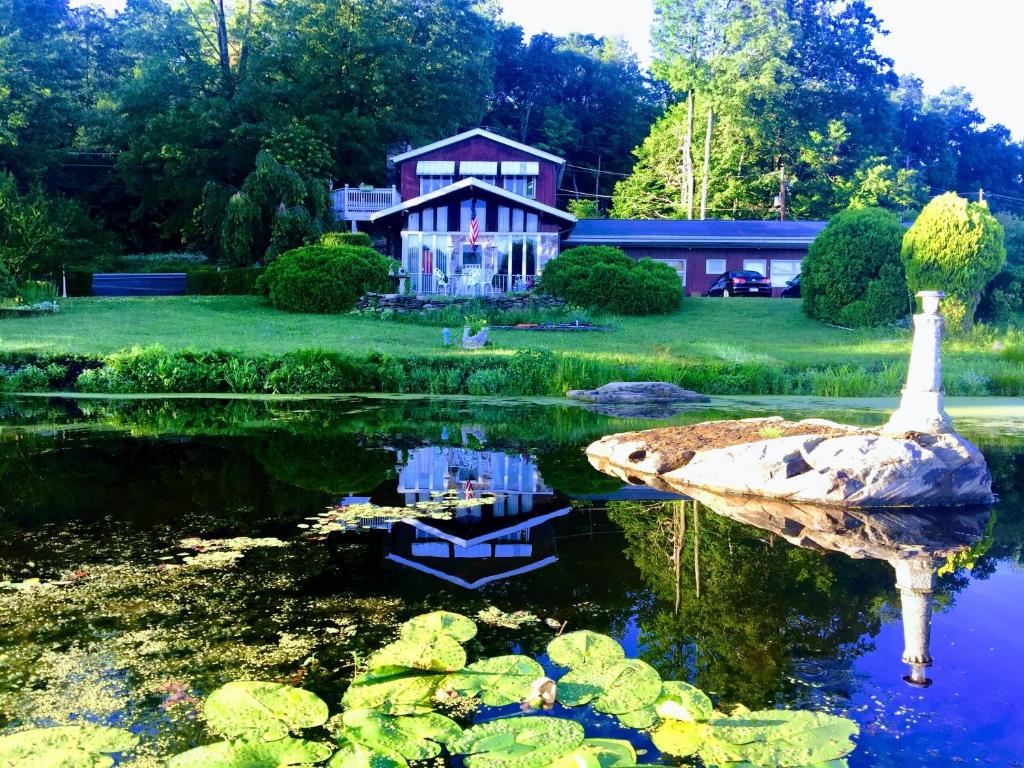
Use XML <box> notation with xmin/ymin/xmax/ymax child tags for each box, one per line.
<box><xmin>1</xmin><ymin>394</ymin><xmax>1022</xmax><ymax>766</ymax></box>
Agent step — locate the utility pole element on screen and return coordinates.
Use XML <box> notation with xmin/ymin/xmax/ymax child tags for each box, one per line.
<box><xmin>595</xmin><ymin>154</ymin><xmax>601</xmax><ymax>204</ymax></box>
<box><xmin>700</xmin><ymin>107</ymin><xmax>713</xmax><ymax>220</ymax></box>
<box><xmin>684</xmin><ymin>91</ymin><xmax>695</xmax><ymax>220</ymax></box>
<box><xmin>779</xmin><ymin>164</ymin><xmax>787</xmax><ymax>222</ymax></box>
<box><xmin>978</xmin><ymin>188</ymin><xmax>985</xmax><ymax>205</ymax></box>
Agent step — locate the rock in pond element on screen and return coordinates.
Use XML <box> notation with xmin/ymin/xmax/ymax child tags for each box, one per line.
<box><xmin>585</xmin><ymin>417</ymin><xmax>993</xmax><ymax>508</ymax></box>
<box><xmin>567</xmin><ymin>381</ymin><xmax>709</xmax><ymax>404</ymax></box>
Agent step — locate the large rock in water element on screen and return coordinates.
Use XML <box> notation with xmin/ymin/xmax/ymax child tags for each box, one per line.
<box><xmin>585</xmin><ymin>417</ymin><xmax>992</xmax><ymax>508</ymax></box>
<box><xmin>567</xmin><ymin>381</ymin><xmax>709</xmax><ymax>404</ymax></box>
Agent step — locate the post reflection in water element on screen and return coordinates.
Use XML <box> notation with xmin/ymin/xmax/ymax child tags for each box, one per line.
<box><xmin>679</xmin><ymin>488</ymin><xmax>992</xmax><ymax>688</ymax></box>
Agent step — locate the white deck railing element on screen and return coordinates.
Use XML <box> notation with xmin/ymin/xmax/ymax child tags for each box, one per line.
<box><xmin>333</xmin><ymin>185</ymin><xmax>401</xmax><ymax>222</ymax></box>
<box><xmin>406</xmin><ymin>273</ymin><xmax>537</xmax><ymax>296</ymax></box>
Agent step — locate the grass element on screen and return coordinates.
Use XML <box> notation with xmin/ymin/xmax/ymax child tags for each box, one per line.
<box><xmin>0</xmin><ymin>295</ymin><xmax>1022</xmax><ymax>396</ymax></box>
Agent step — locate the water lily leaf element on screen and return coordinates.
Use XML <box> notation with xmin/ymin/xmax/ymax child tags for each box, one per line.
<box><xmin>340</xmin><ymin>709</ymin><xmax>460</xmax><ymax>761</ymax></box>
<box><xmin>615</xmin><ymin>706</ymin><xmax>658</xmax><ymax>730</ymax></box>
<box><xmin>399</xmin><ymin>611</ymin><xmax>477</xmax><ymax>643</ymax></box>
<box><xmin>342</xmin><ymin>667</ymin><xmax>444</xmax><ymax>716</ymax></box>
<box><xmin>366</xmin><ymin>634</ymin><xmax>467</xmax><ymax>673</ymax></box>
<box><xmin>650</xmin><ymin>720</ymin><xmax>710</xmax><ymax>757</ymax></box>
<box><xmin>449</xmin><ymin>716</ymin><xmax>585</xmax><ymax>768</ymax></box>
<box><xmin>546</xmin><ymin>631</ymin><xmax>624</xmax><ymax>670</ymax></box>
<box><xmin>167</xmin><ymin>737</ymin><xmax>333</xmax><ymax>767</ymax></box>
<box><xmin>702</xmin><ymin>709</ymin><xmax>858</xmax><ymax>767</ymax></box>
<box><xmin>442</xmin><ymin>655</ymin><xmax>544</xmax><ymax>706</ymax></box>
<box><xmin>0</xmin><ymin>725</ymin><xmax>138</xmax><ymax>768</ymax></box>
<box><xmin>557</xmin><ymin>660</ymin><xmax>661</xmax><ymax>715</ymax></box>
<box><xmin>205</xmin><ymin>682</ymin><xmax>330</xmax><ymax>741</ymax></box>
<box><xmin>580</xmin><ymin>738</ymin><xmax>637</xmax><ymax>767</ymax></box>
<box><xmin>326</xmin><ymin>742</ymin><xmax>407</xmax><ymax>768</ymax></box>
<box><xmin>656</xmin><ymin>681</ymin><xmax>713</xmax><ymax>722</ymax></box>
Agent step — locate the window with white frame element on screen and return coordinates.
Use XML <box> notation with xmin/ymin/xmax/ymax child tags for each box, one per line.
<box><xmin>770</xmin><ymin>259</ymin><xmax>801</xmax><ymax>287</ymax></box>
<box><xmin>662</xmin><ymin>259</ymin><xmax>687</xmax><ymax>286</ymax></box>
<box><xmin>705</xmin><ymin>258</ymin><xmax>726</xmax><ymax>275</ymax></box>
<box><xmin>503</xmin><ymin>176</ymin><xmax>536</xmax><ymax>198</ymax></box>
<box><xmin>419</xmin><ymin>175</ymin><xmax>453</xmax><ymax>195</ymax></box>
<box><xmin>743</xmin><ymin>259</ymin><xmax>767</xmax><ymax>277</ymax></box>
<box><xmin>459</xmin><ymin>199</ymin><xmax>487</xmax><ymax>231</ymax></box>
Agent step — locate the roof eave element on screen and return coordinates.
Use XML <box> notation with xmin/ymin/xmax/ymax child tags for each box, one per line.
<box><xmin>370</xmin><ymin>178</ymin><xmax>577</xmax><ymax>224</ymax></box>
<box><xmin>389</xmin><ymin>128</ymin><xmax>566</xmax><ymax>166</ymax></box>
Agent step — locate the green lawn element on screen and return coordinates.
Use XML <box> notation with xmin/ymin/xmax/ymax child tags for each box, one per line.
<box><xmin>0</xmin><ymin>296</ymin><xmax>1020</xmax><ymax>396</ymax></box>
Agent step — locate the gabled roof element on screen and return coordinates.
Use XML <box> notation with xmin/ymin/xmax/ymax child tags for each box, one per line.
<box><xmin>369</xmin><ymin>177</ymin><xmax>577</xmax><ymax>224</ymax></box>
<box><xmin>566</xmin><ymin>219</ymin><xmax>828</xmax><ymax>249</ymax></box>
<box><xmin>389</xmin><ymin>128</ymin><xmax>566</xmax><ymax>166</ymax></box>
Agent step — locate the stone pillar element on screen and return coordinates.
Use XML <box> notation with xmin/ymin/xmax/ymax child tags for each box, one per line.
<box><xmin>891</xmin><ymin>557</ymin><xmax>935</xmax><ymax>688</ymax></box>
<box><xmin>885</xmin><ymin>291</ymin><xmax>953</xmax><ymax>435</ymax></box>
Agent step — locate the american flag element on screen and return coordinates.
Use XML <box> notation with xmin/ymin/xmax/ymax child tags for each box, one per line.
<box><xmin>468</xmin><ymin>199</ymin><xmax>479</xmax><ymax>247</ymax></box>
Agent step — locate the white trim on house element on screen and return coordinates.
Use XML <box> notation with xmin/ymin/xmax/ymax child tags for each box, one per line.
<box><xmin>567</xmin><ymin>234</ymin><xmax>819</xmax><ymax>248</ymax></box>
<box><xmin>416</xmin><ymin>160</ymin><xmax>456</xmax><ymax>175</ymax></box>
<box><xmin>460</xmin><ymin>160</ymin><xmax>498</xmax><ymax>175</ymax></box>
<box><xmin>390</xmin><ymin>128</ymin><xmax>566</xmax><ymax>166</ymax></box>
<box><xmin>370</xmin><ymin>177</ymin><xmax>577</xmax><ymax>223</ymax></box>
<box><xmin>500</xmin><ymin>161</ymin><xmax>540</xmax><ymax>175</ymax></box>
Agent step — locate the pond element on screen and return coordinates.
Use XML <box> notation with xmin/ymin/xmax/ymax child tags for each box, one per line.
<box><xmin>0</xmin><ymin>394</ymin><xmax>1022</xmax><ymax>766</ymax></box>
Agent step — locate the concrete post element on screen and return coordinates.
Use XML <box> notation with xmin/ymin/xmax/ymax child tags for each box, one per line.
<box><xmin>891</xmin><ymin>557</ymin><xmax>935</xmax><ymax>687</ymax></box>
<box><xmin>884</xmin><ymin>290</ymin><xmax>953</xmax><ymax>435</ymax></box>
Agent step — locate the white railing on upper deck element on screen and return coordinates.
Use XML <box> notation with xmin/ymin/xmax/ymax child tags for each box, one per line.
<box><xmin>333</xmin><ymin>185</ymin><xmax>402</xmax><ymax>222</ymax></box>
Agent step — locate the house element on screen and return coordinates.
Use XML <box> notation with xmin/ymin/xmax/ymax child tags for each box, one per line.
<box><xmin>563</xmin><ymin>219</ymin><xmax>827</xmax><ymax>296</ymax></box>
<box><xmin>335</xmin><ymin>128</ymin><xmax>576</xmax><ymax>295</ymax></box>
<box><xmin>334</xmin><ymin>128</ymin><xmax>824</xmax><ymax>296</ymax></box>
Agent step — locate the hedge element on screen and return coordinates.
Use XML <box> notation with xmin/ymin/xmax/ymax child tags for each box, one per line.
<box><xmin>63</xmin><ymin>266</ymin><xmax>265</xmax><ymax>297</ymax></box>
<box><xmin>258</xmin><ymin>244</ymin><xmax>392</xmax><ymax>313</ymax></box>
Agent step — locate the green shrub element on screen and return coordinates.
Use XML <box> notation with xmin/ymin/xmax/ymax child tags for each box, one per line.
<box><xmin>976</xmin><ymin>264</ymin><xmax>1024</xmax><ymax>326</ymax></box>
<box><xmin>258</xmin><ymin>244</ymin><xmax>392</xmax><ymax>313</ymax></box>
<box><xmin>186</xmin><ymin>267</ymin><xmax>265</xmax><ymax>295</ymax></box>
<box><xmin>267</xmin><ymin>205</ymin><xmax>321</xmax><ymax>261</ymax></box>
<box><xmin>64</xmin><ymin>266</ymin><xmax>94</xmax><ymax>296</ymax></box>
<box><xmin>320</xmin><ymin>231</ymin><xmax>373</xmax><ymax>248</ymax></box>
<box><xmin>539</xmin><ymin>246</ymin><xmax>681</xmax><ymax>315</ymax></box>
<box><xmin>0</xmin><ymin>258</ymin><xmax>15</xmax><ymax>299</ymax></box>
<box><xmin>0</xmin><ymin>364</ymin><xmax>50</xmax><ymax>392</ymax></box>
<box><xmin>902</xmin><ymin>193</ymin><xmax>1006</xmax><ymax>331</ymax></box>
<box><xmin>802</xmin><ymin>207</ymin><xmax>909</xmax><ymax>326</ymax></box>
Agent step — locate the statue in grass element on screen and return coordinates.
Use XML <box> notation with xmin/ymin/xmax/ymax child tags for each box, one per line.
<box><xmin>585</xmin><ymin>291</ymin><xmax>992</xmax><ymax>508</ymax></box>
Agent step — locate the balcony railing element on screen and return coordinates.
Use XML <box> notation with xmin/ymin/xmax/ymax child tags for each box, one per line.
<box><xmin>333</xmin><ymin>185</ymin><xmax>401</xmax><ymax>222</ymax></box>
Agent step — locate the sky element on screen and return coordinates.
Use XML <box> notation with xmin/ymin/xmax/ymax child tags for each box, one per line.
<box><xmin>74</xmin><ymin>0</ymin><xmax>1024</xmax><ymax>138</ymax></box>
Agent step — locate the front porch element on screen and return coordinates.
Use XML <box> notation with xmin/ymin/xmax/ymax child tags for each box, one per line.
<box><xmin>401</xmin><ymin>231</ymin><xmax>560</xmax><ymax>296</ymax></box>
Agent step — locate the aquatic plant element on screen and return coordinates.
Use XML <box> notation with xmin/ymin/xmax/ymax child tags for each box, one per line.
<box><xmin>0</xmin><ymin>611</ymin><xmax>860</xmax><ymax>767</ymax></box>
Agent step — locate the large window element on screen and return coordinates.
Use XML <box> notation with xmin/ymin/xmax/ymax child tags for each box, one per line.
<box><xmin>662</xmin><ymin>259</ymin><xmax>687</xmax><ymax>286</ymax></box>
<box><xmin>743</xmin><ymin>259</ymin><xmax>767</xmax><ymax>277</ymax></box>
<box><xmin>705</xmin><ymin>258</ymin><xmax>726</xmax><ymax>275</ymax></box>
<box><xmin>771</xmin><ymin>259</ymin><xmax>801</xmax><ymax>287</ymax></box>
<box><xmin>419</xmin><ymin>175</ymin><xmax>453</xmax><ymax>195</ymax></box>
<box><xmin>460</xmin><ymin>199</ymin><xmax>487</xmax><ymax>231</ymax></box>
<box><xmin>503</xmin><ymin>176</ymin><xmax>536</xmax><ymax>198</ymax></box>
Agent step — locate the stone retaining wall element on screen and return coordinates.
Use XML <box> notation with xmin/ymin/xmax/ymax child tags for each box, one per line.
<box><xmin>356</xmin><ymin>292</ymin><xmax>566</xmax><ymax>314</ymax></box>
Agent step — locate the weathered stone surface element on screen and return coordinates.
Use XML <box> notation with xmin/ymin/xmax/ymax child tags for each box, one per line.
<box><xmin>567</xmin><ymin>381</ymin><xmax>710</xmax><ymax>404</ymax></box>
<box><xmin>586</xmin><ymin>418</ymin><xmax>993</xmax><ymax>508</ymax></box>
<box><xmin>356</xmin><ymin>292</ymin><xmax>565</xmax><ymax>315</ymax></box>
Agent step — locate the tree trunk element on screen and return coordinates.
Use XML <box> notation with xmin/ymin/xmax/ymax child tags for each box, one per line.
<box><xmin>700</xmin><ymin>107</ymin><xmax>713</xmax><ymax>220</ymax></box>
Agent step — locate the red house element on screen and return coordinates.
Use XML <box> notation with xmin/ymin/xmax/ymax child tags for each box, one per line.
<box><xmin>336</xmin><ymin>128</ymin><xmax>577</xmax><ymax>295</ymax></box>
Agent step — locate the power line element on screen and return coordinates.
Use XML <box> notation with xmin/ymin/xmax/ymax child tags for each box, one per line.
<box><xmin>565</xmin><ymin>163</ymin><xmax>630</xmax><ymax>178</ymax></box>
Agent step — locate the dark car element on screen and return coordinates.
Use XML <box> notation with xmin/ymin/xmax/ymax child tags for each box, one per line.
<box><xmin>703</xmin><ymin>270</ymin><xmax>772</xmax><ymax>297</ymax></box>
<box><xmin>780</xmin><ymin>274</ymin><xmax>801</xmax><ymax>298</ymax></box>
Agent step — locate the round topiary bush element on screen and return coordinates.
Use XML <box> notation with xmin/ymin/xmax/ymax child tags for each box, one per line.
<box><xmin>539</xmin><ymin>246</ymin><xmax>681</xmax><ymax>314</ymax></box>
<box><xmin>320</xmin><ymin>231</ymin><xmax>373</xmax><ymax>248</ymax></box>
<box><xmin>801</xmin><ymin>206</ymin><xmax>909</xmax><ymax>326</ymax></box>
<box><xmin>258</xmin><ymin>244</ymin><xmax>392</xmax><ymax>313</ymax></box>
<box><xmin>902</xmin><ymin>193</ymin><xmax>1006</xmax><ymax>331</ymax></box>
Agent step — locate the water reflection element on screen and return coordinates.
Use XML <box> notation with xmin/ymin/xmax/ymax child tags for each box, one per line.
<box><xmin>678</xmin><ymin>488</ymin><xmax>993</xmax><ymax>688</ymax></box>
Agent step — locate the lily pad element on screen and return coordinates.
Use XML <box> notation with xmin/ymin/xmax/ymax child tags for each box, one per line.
<box><xmin>443</xmin><ymin>656</ymin><xmax>545</xmax><ymax>706</ymax></box>
<box><xmin>0</xmin><ymin>725</ymin><xmax>138</xmax><ymax>768</ymax></box>
<box><xmin>204</xmin><ymin>682</ymin><xmax>330</xmax><ymax>741</ymax></box>
<box><xmin>547</xmin><ymin>631</ymin><xmax>624</xmax><ymax>670</ymax></box>
<box><xmin>366</xmin><ymin>634</ymin><xmax>467</xmax><ymax>673</ymax></box>
<box><xmin>579</xmin><ymin>738</ymin><xmax>637</xmax><ymax>768</ymax></box>
<box><xmin>651</xmin><ymin>720</ymin><xmax>709</xmax><ymax>758</ymax></box>
<box><xmin>701</xmin><ymin>709</ymin><xmax>859</xmax><ymax>767</ymax></box>
<box><xmin>400</xmin><ymin>611</ymin><xmax>477</xmax><ymax>643</ymax></box>
<box><xmin>341</xmin><ymin>667</ymin><xmax>444</xmax><ymax>716</ymax></box>
<box><xmin>656</xmin><ymin>681</ymin><xmax>713</xmax><ymax>722</ymax></box>
<box><xmin>167</xmin><ymin>737</ymin><xmax>333</xmax><ymax>767</ymax></box>
<box><xmin>326</xmin><ymin>742</ymin><xmax>407</xmax><ymax>768</ymax></box>
<box><xmin>615</xmin><ymin>706</ymin><xmax>658</xmax><ymax>730</ymax></box>
<box><xmin>557</xmin><ymin>660</ymin><xmax>661</xmax><ymax>715</ymax></box>
<box><xmin>449</xmin><ymin>716</ymin><xmax>585</xmax><ymax>768</ymax></box>
<box><xmin>340</xmin><ymin>709</ymin><xmax>461</xmax><ymax>761</ymax></box>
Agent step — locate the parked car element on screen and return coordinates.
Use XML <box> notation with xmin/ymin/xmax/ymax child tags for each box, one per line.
<box><xmin>780</xmin><ymin>274</ymin><xmax>801</xmax><ymax>298</ymax></box>
<box><xmin>703</xmin><ymin>270</ymin><xmax>772</xmax><ymax>298</ymax></box>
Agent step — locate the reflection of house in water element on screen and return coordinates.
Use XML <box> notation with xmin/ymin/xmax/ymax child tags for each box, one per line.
<box><xmin>387</xmin><ymin>439</ymin><xmax>569</xmax><ymax>589</ymax></box>
<box><xmin>674</xmin><ymin>488</ymin><xmax>993</xmax><ymax>688</ymax></box>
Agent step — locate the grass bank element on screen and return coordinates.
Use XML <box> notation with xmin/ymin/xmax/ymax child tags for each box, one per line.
<box><xmin>1</xmin><ymin>296</ymin><xmax>1022</xmax><ymax>396</ymax></box>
